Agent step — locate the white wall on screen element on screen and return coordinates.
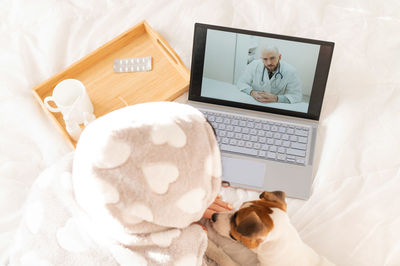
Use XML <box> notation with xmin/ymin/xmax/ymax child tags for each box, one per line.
<box><xmin>202</xmin><ymin>29</ymin><xmax>236</xmax><ymax>83</ymax></box>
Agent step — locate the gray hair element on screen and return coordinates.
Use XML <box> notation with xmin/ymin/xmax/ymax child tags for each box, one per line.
<box><xmin>256</xmin><ymin>42</ymin><xmax>280</xmax><ymax>58</ymax></box>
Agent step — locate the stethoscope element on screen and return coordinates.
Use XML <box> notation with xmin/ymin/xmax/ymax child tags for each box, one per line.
<box><xmin>260</xmin><ymin>63</ymin><xmax>283</xmax><ymax>85</ymax></box>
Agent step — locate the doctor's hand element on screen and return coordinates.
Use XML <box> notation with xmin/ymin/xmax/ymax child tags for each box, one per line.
<box><xmin>250</xmin><ymin>91</ymin><xmax>278</xmax><ymax>103</ymax></box>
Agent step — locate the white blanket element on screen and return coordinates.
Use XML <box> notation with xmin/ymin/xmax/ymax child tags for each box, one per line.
<box><xmin>1</xmin><ymin>1</ymin><xmax>400</xmax><ymax>265</ymax></box>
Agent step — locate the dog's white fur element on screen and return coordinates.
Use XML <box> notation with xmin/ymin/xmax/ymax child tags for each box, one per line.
<box><xmin>206</xmin><ymin>206</ymin><xmax>334</xmax><ymax>266</ymax></box>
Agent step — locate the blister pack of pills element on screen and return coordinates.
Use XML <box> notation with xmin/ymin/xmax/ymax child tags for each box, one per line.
<box><xmin>113</xmin><ymin>56</ymin><xmax>152</xmax><ymax>73</ymax></box>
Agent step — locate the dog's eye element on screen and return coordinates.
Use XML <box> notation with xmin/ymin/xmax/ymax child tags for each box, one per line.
<box><xmin>229</xmin><ymin>232</ymin><xmax>237</xmax><ymax>241</ymax></box>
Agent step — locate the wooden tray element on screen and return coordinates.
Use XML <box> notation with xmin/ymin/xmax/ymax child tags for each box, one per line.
<box><xmin>33</xmin><ymin>20</ymin><xmax>189</xmax><ymax>149</ymax></box>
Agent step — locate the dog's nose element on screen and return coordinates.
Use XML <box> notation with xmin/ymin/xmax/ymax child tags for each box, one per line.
<box><xmin>211</xmin><ymin>213</ymin><xmax>218</xmax><ymax>222</ymax></box>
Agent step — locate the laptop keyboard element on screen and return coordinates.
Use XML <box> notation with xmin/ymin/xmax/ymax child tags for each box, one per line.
<box><xmin>200</xmin><ymin>109</ymin><xmax>310</xmax><ymax>166</ymax></box>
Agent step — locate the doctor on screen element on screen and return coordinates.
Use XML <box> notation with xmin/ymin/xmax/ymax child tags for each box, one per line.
<box><xmin>237</xmin><ymin>44</ymin><xmax>302</xmax><ymax>103</ymax></box>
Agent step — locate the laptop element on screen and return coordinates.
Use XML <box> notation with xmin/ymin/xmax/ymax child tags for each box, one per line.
<box><xmin>188</xmin><ymin>23</ymin><xmax>334</xmax><ymax>199</ymax></box>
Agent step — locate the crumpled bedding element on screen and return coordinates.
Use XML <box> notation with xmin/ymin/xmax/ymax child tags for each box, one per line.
<box><xmin>1</xmin><ymin>1</ymin><xmax>400</xmax><ymax>265</ymax></box>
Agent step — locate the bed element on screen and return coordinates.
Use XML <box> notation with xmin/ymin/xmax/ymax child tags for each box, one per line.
<box><xmin>1</xmin><ymin>0</ymin><xmax>400</xmax><ymax>265</ymax></box>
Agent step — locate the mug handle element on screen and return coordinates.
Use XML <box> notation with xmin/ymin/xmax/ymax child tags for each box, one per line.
<box><xmin>44</xmin><ymin>96</ymin><xmax>61</xmax><ymax>112</ymax></box>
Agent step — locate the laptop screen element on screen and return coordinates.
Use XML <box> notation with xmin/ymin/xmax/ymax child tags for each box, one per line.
<box><xmin>189</xmin><ymin>23</ymin><xmax>334</xmax><ymax>120</ymax></box>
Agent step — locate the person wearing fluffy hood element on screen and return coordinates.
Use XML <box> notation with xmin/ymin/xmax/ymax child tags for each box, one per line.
<box><xmin>8</xmin><ymin>102</ymin><xmax>222</xmax><ymax>266</ymax></box>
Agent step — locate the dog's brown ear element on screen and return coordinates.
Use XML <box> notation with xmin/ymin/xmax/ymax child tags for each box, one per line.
<box><xmin>259</xmin><ymin>191</ymin><xmax>287</xmax><ymax>211</ymax></box>
<box><xmin>236</xmin><ymin>211</ymin><xmax>266</xmax><ymax>237</ymax></box>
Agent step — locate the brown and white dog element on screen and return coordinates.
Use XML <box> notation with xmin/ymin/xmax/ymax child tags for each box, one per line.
<box><xmin>205</xmin><ymin>191</ymin><xmax>334</xmax><ymax>266</ymax></box>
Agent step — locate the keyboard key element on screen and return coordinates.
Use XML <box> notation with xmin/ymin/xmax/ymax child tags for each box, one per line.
<box><xmin>224</xmin><ymin>118</ymin><xmax>231</xmax><ymax>124</ymax></box>
<box><xmin>220</xmin><ymin>144</ymin><xmax>258</xmax><ymax>156</ymax></box>
<box><xmin>243</xmin><ymin>135</ymin><xmax>250</xmax><ymax>141</ymax></box>
<box><xmin>227</xmin><ymin>132</ymin><xmax>234</xmax><ymax>138</ymax></box>
<box><xmin>257</xmin><ymin>131</ymin><xmax>265</xmax><ymax>137</ymax></box>
<box><xmin>216</xmin><ymin>117</ymin><xmax>223</xmax><ymax>123</ymax></box>
<box><xmin>250</xmin><ymin>129</ymin><xmax>257</xmax><ymax>135</ymax></box>
<box><xmin>218</xmin><ymin>124</ymin><xmax>226</xmax><ymax>130</ymax></box>
<box><xmin>278</xmin><ymin>147</ymin><xmax>286</xmax><ymax>153</ymax></box>
<box><xmin>247</xmin><ymin>122</ymin><xmax>254</xmax><ymax>128</ymax></box>
<box><xmin>255</xmin><ymin>123</ymin><xmax>262</xmax><ymax>129</ymax></box>
<box><xmin>229</xmin><ymin>139</ymin><xmax>238</xmax><ymax>146</ymax></box>
<box><xmin>231</xmin><ymin>119</ymin><xmax>239</xmax><ymax>126</ymax></box>
<box><xmin>235</xmin><ymin>133</ymin><xmax>242</xmax><ymax>139</ymax></box>
<box><xmin>287</xmin><ymin>155</ymin><xmax>296</xmax><ymax>160</ymax></box>
<box><xmin>242</xmin><ymin>128</ymin><xmax>249</xmax><ymax>134</ymax></box>
<box><xmin>266</xmin><ymin>132</ymin><xmax>273</xmax><ymax>138</ymax></box>
<box><xmin>269</xmin><ymin>146</ymin><xmax>277</xmax><ymax>152</ymax></box>
<box><xmin>279</xmin><ymin>127</ymin><xmax>286</xmax><ymax>133</ymax></box>
<box><xmin>251</xmin><ymin>136</ymin><xmax>258</xmax><ymax>142</ymax></box>
<box><xmin>267</xmin><ymin>138</ymin><xmax>274</xmax><ymax>145</ymax></box>
<box><xmin>290</xmin><ymin>135</ymin><xmax>298</xmax><ymax>142</ymax></box>
<box><xmin>286</xmin><ymin>157</ymin><xmax>296</xmax><ymax>163</ymax></box>
<box><xmin>295</xmin><ymin>129</ymin><xmax>308</xmax><ymax>137</ymax></box>
<box><xmin>291</xmin><ymin>142</ymin><xmax>307</xmax><ymax>150</ymax></box>
<box><xmin>271</xmin><ymin>126</ymin><xmax>278</xmax><ymax>132</ymax></box>
<box><xmin>277</xmin><ymin>153</ymin><xmax>286</xmax><ymax>161</ymax></box>
<box><xmin>263</xmin><ymin>124</ymin><xmax>271</xmax><ymax>130</ymax></box>
<box><xmin>258</xmin><ymin>150</ymin><xmax>266</xmax><ymax>157</ymax></box>
<box><xmin>273</xmin><ymin>133</ymin><xmax>281</xmax><ymax>139</ymax></box>
<box><xmin>298</xmin><ymin>136</ymin><xmax>308</xmax><ymax>143</ymax></box>
<box><xmin>261</xmin><ymin>144</ymin><xmax>269</xmax><ymax>151</ymax></box>
<box><xmin>208</xmin><ymin>116</ymin><xmax>215</xmax><ymax>122</ymax></box>
<box><xmin>296</xmin><ymin>158</ymin><xmax>305</xmax><ymax>164</ymax></box>
<box><xmin>286</xmin><ymin>148</ymin><xmax>306</xmax><ymax>157</ymax></box>
<box><xmin>219</xmin><ymin>130</ymin><xmax>226</xmax><ymax>137</ymax></box>
<box><xmin>234</xmin><ymin>126</ymin><xmax>242</xmax><ymax>133</ymax></box>
<box><xmin>275</xmin><ymin>139</ymin><xmax>282</xmax><ymax>146</ymax></box>
<box><xmin>287</xmin><ymin>128</ymin><xmax>294</xmax><ymax>134</ymax></box>
<box><xmin>245</xmin><ymin>141</ymin><xmax>253</xmax><ymax>148</ymax></box>
<box><xmin>239</xmin><ymin>121</ymin><xmax>247</xmax><ymax>127</ymax></box>
<box><xmin>254</xmin><ymin>143</ymin><xmax>261</xmax><ymax>149</ymax></box>
<box><xmin>226</xmin><ymin>125</ymin><xmax>233</xmax><ymax>131</ymax></box>
<box><xmin>238</xmin><ymin>140</ymin><xmax>245</xmax><ymax>147</ymax></box>
<box><xmin>282</xmin><ymin>134</ymin><xmax>289</xmax><ymax>140</ymax></box>
<box><xmin>259</xmin><ymin>137</ymin><xmax>266</xmax><ymax>143</ymax></box>
<box><xmin>222</xmin><ymin>138</ymin><xmax>229</xmax><ymax>144</ymax></box>
<box><xmin>267</xmin><ymin>152</ymin><xmax>276</xmax><ymax>159</ymax></box>
<box><xmin>283</xmin><ymin>141</ymin><xmax>290</xmax><ymax>147</ymax></box>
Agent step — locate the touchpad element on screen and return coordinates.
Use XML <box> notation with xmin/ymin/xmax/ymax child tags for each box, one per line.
<box><xmin>221</xmin><ymin>156</ymin><xmax>266</xmax><ymax>188</ymax></box>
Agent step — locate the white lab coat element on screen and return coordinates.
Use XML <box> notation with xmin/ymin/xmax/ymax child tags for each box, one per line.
<box><xmin>237</xmin><ymin>59</ymin><xmax>302</xmax><ymax>103</ymax></box>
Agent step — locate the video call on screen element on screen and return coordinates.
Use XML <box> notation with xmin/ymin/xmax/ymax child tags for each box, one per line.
<box><xmin>200</xmin><ymin>29</ymin><xmax>321</xmax><ymax>114</ymax></box>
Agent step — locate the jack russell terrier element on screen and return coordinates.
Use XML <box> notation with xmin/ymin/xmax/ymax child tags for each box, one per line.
<box><xmin>205</xmin><ymin>191</ymin><xmax>334</xmax><ymax>266</ymax></box>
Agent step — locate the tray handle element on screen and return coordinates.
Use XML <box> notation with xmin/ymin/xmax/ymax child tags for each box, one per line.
<box><xmin>156</xmin><ymin>37</ymin><xmax>180</xmax><ymax>66</ymax></box>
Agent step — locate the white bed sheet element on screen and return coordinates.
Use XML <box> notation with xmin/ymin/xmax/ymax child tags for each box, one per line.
<box><xmin>1</xmin><ymin>0</ymin><xmax>400</xmax><ymax>265</ymax></box>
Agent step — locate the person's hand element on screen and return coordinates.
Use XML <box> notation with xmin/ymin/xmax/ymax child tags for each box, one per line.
<box><xmin>250</xmin><ymin>91</ymin><xmax>278</xmax><ymax>103</ymax></box>
<box><xmin>203</xmin><ymin>195</ymin><xmax>233</xmax><ymax>219</ymax></box>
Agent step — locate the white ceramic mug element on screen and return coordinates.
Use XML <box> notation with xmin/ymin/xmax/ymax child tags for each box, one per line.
<box><xmin>44</xmin><ymin>79</ymin><xmax>96</xmax><ymax>140</ymax></box>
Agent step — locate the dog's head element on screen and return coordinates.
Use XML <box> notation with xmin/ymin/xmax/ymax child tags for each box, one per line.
<box><xmin>211</xmin><ymin>191</ymin><xmax>287</xmax><ymax>249</ymax></box>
